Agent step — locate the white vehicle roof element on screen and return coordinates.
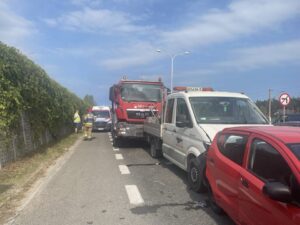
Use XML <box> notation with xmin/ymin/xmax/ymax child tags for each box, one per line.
<box><xmin>92</xmin><ymin>106</ymin><xmax>110</xmax><ymax>111</ymax></box>
<box><xmin>169</xmin><ymin>91</ymin><xmax>249</xmax><ymax>99</ymax></box>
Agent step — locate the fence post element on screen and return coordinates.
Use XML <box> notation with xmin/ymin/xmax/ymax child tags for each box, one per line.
<box><xmin>12</xmin><ymin>135</ymin><xmax>17</xmax><ymax>161</ymax></box>
<box><xmin>20</xmin><ymin>112</ymin><xmax>27</xmax><ymax>148</ymax></box>
<box><xmin>0</xmin><ymin>147</ymin><xmax>2</xmax><ymax>169</ymax></box>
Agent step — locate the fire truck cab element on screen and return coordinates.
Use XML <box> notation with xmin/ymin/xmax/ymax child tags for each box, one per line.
<box><xmin>109</xmin><ymin>78</ymin><xmax>164</xmax><ymax>146</ymax></box>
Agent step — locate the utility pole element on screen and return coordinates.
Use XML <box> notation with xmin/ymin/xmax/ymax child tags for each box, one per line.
<box><xmin>268</xmin><ymin>89</ymin><xmax>272</xmax><ymax>124</ymax></box>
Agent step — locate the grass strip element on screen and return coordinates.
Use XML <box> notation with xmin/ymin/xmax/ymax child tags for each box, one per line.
<box><xmin>0</xmin><ymin>133</ymin><xmax>80</xmax><ymax>223</ymax></box>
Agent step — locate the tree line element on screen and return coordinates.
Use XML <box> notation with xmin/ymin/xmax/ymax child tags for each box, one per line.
<box><xmin>256</xmin><ymin>97</ymin><xmax>300</xmax><ymax>120</ymax></box>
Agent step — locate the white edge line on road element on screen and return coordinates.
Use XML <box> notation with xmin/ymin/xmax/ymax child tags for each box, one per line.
<box><xmin>119</xmin><ymin>165</ymin><xmax>130</xmax><ymax>174</ymax></box>
<box><xmin>125</xmin><ymin>185</ymin><xmax>144</xmax><ymax>205</ymax></box>
<box><xmin>115</xmin><ymin>154</ymin><xmax>123</xmax><ymax>160</ymax></box>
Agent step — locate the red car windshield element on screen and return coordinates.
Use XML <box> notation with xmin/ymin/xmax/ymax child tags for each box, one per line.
<box><xmin>287</xmin><ymin>143</ymin><xmax>300</xmax><ymax>160</ymax></box>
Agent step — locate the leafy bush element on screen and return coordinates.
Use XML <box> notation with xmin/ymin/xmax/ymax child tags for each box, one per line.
<box><xmin>0</xmin><ymin>42</ymin><xmax>87</xmax><ymax>140</ymax></box>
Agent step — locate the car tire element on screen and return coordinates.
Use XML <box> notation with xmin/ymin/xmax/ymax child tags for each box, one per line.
<box><xmin>207</xmin><ymin>183</ymin><xmax>224</xmax><ymax>215</ymax></box>
<box><xmin>150</xmin><ymin>138</ymin><xmax>162</xmax><ymax>158</ymax></box>
<box><xmin>188</xmin><ymin>156</ymin><xmax>207</xmax><ymax>193</ymax></box>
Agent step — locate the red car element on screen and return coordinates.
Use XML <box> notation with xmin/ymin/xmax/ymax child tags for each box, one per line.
<box><xmin>206</xmin><ymin>126</ymin><xmax>300</xmax><ymax>225</ymax></box>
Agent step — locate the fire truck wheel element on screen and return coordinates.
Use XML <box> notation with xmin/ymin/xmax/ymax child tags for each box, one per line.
<box><xmin>113</xmin><ymin>137</ymin><xmax>121</xmax><ymax>147</ymax></box>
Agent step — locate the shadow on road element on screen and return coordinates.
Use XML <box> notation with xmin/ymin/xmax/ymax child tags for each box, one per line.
<box><xmin>105</xmin><ymin>136</ymin><xmax>234</xmax><ymax>225</ymax></box>
<box><xmin>130</xmin><ymin>201</ymin><xmax>209</xmax><ymax>215</ymax></box>
<box><xmin>115</xmin><ymin>138</ymin><xmax>148</xmax><ymax>148</ymax></box>
<box><xmin>139</xmin><ymin>144</ymin><xmax>235</xmax><ymax>225</ymax></box>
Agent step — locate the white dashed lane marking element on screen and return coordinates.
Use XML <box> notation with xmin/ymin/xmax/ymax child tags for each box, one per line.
<box><xmin>125</xmin><ymin>185</ymin><xmax>144</xmax><ymax>205</ymax></box>
<box><xmin>115</xmin><ymin>154</ymin><xmax>124</xmax><ymax>160</ymax></box>
<box><xmin>119</xmin><ymin>165</ymin><xmax>130</xmax><ymax>174</ymax></box>
<box><xmin>113</xmin><ymin>147</ymin><xmax>119</xmax><ymax>151</ymax></box>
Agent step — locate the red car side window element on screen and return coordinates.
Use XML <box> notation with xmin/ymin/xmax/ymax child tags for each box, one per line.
<box><xmin>248</xmin><ymin>139</ymin><xmax>292</xmax><ymax>185</ymax></box>
<box><xmin>217</xmin><ymin>133</ymin><xmax>248</xmax><ymax>166</ymax></box>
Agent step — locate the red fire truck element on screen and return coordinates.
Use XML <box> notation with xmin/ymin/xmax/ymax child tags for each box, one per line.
<box><xmin>109</xmin><ymin>78</ymin><xmax>165</xmax><ymax>147</ymax></box>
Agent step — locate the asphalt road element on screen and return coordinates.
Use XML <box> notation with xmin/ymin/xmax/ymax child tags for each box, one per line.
<box><xmin>10</xmin><ymin>132</ymin><xmax>234</xmax><ymax>225</ymax></box>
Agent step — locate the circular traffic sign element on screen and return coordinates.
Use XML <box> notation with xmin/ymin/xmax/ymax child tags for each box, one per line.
<box><xmin>279</xmin><ymin>93</ymin><xmax>291</xmax><ymax>106</ymax></box>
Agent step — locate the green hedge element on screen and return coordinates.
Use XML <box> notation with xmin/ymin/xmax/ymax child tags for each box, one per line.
<box><xmin>0</xmin><ymin>42</ymin><xmax>87</xmax><ymax>140</ymax></box>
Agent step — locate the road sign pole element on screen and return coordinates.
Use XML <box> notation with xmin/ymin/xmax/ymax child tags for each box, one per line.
<box><xmin>279</xmin><ymin>93</ymin><xmax>291</xmax><ymax>123</ymax></box>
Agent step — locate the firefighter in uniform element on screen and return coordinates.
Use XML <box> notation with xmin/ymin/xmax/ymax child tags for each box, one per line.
<box><xmin>73</xmin><ymin>110</ymin><xmax>81</xmax><ymax>133</ymax></box>
<box><xmin>83</xmin><ymin>108</ymin><xmax>94</xmax><ymax>140</ymax></box>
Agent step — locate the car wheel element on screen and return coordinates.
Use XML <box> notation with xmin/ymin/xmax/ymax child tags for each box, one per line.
<box><xmin>207</xmin><ymin>183</ymin><xmax>224</xmax><ymax>215</ymax></box>
<box><xmin>188</xmin><ymin>157</ymin><xmax>207</xmax><ymax>193</ymax></box>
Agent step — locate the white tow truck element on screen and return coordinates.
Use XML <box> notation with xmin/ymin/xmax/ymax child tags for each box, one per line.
<box><xmin>144</xmin><ymin>87</ymin><xmax>269</xmax><ymax>192</ymax></box>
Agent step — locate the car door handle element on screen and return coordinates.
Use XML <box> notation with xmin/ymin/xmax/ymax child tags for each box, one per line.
<box><xmin>176</xmin><ymin>137</ymin><xmax>182</xmax><ymax>143</ymax></box>
<box><xmin>241</xmin><ymin>177</ymin><xmax>249</xmax><ymax>188</ymax></box>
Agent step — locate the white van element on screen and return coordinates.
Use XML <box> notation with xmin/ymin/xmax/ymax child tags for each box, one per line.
<box><xmin>92</xmin><ymin>106</ymin><xmax>112</xmax><ymax>131</ymax></box>
<box><xmin>144</xmin><ymin>87</ymin><xmax>269</xmax><ymax>192</ymax></box>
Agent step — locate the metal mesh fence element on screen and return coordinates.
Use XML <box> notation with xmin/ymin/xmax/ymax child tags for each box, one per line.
<box><xmin>0</xmin><ymin>112</ymin><xmax>72</xmax><ymax>169</ymax></box>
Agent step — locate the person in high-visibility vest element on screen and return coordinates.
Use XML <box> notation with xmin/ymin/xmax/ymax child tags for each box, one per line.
<box><xmin>73</xmin><ymin>110</ymin><xmax>81</xmax><ymax>133</ymax></box>
<box><xmin>83</xmin><ymin>108</ymin><xmax>94</xmax><ymax>140</ymax></box>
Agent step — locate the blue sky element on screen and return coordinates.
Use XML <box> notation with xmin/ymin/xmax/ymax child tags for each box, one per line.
<box><xmin>1</xmin><ymin>0</ymin><xmax>300</xmax><ymax>105</ymax></box>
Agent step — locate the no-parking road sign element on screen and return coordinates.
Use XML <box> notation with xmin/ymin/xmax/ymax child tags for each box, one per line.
<box><xmin>279</xmin><ymin>93</ymin><xmax>291</xmax><ymax>106</ymax></box>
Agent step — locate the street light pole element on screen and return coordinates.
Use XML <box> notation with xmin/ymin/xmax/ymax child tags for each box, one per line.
<box><xmin>171</xmin><ymin>56</ymin><xmax>174</xmax><ymax>93</ymax></box>
<box><xmin>157</xmin><ymin>49</ymin><xmax>190</xmax><ymax>93</ymax></box>
<box><xmin>268</xmin><ymin>88</ymin><xmax>272</xmax><ymax>124</ymax></box>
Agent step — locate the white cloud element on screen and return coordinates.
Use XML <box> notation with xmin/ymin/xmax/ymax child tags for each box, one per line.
<box><xmin>42</xmin><ymin>0</ymin><xmax>300</xmax><ymax>71</ymax></box>
<box><xmin>100</xmin><ymin>42</ymin><xmax>159</xmax><ymax>69</ymax></box>
<box><xmin>139</xmin><ymin>74</ymin><xmax>163</xmax><ymax>81</ymax></box>
<box><xmin>95</xmin><ymin>0</ymin><xmax>300</xmax><ymax>70</ymax></box>
<box><xmin>0</xmin><ymin>1</ymin><xmax>36</xmax><ymax>47</ymax></box>
<box><xmin>217</xmin><ymin>39</ymin><xmax>300</xmax><ymax>70</ymax></box>
<box><xmin>44</xmin><ymin>18</ymin><xmax>57</xmax><ymax>27</ymax></box>
<box><xmin>179</xmin><ymin>69</ymin><xmax>217</xmax><ymax>77</ymax></box>
<box><xmin>48</xmin><ymin>46</ymin><xmax>103</xmax><ymax>58</ymax></box>
<box><xmin>45</xmin><ymin>7</ymin><xmax>153</xmax><ymax>33</ymax></box>
<box><xmin>179</xmin><ymin>39</ymin><xmax>300</xmax><ymax>76</ymax></box>
<box><xmin>160</xmin><ymin>0</ymin><xmax>300</xmax><ymax>49</ymax></box>
<box><xmin>70</xmin><ymin>0</ymin><xmax>102</xmax><ymax>7</ymax></box>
